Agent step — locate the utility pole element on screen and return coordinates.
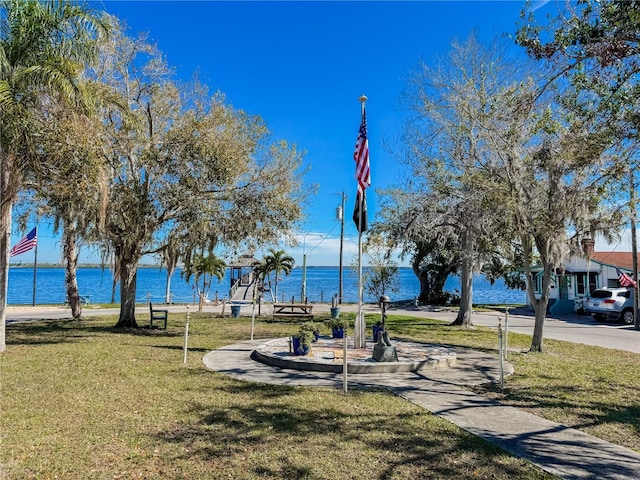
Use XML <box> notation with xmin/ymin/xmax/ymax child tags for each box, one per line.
<box><xmin>301</xmin><ymin>233</ymin><xmax>308</xmax><ymax>302</ymax></box>
<box><xmin>338</xmin><ymin>192</ymin><xmax>345</xmax><ymax>304</ymax></box>
<box><xmin>631</xmin><ymin>168</ymin><xmax>639</xmax><ymax>330</ymax></box>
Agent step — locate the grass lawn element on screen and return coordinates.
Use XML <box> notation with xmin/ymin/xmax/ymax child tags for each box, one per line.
<box><xmin>2</xmin><ymin>311</ymin><xmax>635</xmax><ymax>479</ymax></box>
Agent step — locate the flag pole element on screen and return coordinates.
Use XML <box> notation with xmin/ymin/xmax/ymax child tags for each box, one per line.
<box><xmin>630</xmin><ymin>167</ymin><xmax>638</xmax><ymax>329</ymax></box>
<box><xmin>32</xmin><ymin>224</ymin><xmax>38</xmax><ymax>306</ymax></box>
<box><xmin>355</xmin><ymin>95</ymin><xmax>367</xmax><ymax>350</ymax></box>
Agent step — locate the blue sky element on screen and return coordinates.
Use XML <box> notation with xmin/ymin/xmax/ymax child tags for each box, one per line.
<box><xmin>18</xmin><ymin>0</ymin><xmax>631</xmax><ymax>267</ymax></box>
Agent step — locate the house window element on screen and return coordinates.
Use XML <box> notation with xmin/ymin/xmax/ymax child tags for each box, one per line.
<box><xmin>607</xmin><ymin>278</ymin><xmax>619</xmax><ymax>288</ymax></box>
<box><xmin>588</xmin><ymin>272</ymin><xmax>598</xmax><ymax>294</ymax></box>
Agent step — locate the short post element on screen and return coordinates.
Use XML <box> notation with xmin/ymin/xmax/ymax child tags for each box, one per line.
<box><xmin>498</xmin><ymin>317</ymin><xmax>504</xmax><ymax>392</ymax></box>
<box><xmin>183</xmin><ymin>305</ymin><xmax>190</xmax><ymax>364</ymax></box>
<box><xmin>504</xmin><ymin>306</ymin><xmax>509</xmax><ymax>360</ymax></box>
<box><xmin>250</xmin><ymin>296</ymin><xmax>256</xmax><ymax>341</ymax></box>
<box><xmin>343</xmin><ymin>315</ymin><xmax>348</xmax><ymax>394</ymax></box>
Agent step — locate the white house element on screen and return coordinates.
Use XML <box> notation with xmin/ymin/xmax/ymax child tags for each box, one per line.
<box><xmin>528</xmin><ymin>251</ymin><xmax>639</xmax><ymax>314</ymax></box>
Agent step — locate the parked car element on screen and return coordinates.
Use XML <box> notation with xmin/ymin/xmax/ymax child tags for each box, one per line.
<box><xmin>585</xmin><ymin>287</ymin><xmax>637</xmax><ymax>325</ymax></box>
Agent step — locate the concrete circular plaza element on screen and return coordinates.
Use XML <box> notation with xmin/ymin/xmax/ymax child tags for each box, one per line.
<box><xmin>253</xmin><ymin>335</ymin><xmax>457</xmax><ymax>374</ymax></box>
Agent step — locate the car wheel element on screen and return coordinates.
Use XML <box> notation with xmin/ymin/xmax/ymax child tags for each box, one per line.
<box><xmin>621</xmin><ymin>309</ymin><xmax>635</xmax><ymax>325</ymax></box>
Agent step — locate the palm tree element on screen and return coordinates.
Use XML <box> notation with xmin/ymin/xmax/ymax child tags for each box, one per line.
<box><xmin>37</xmin><ymin>99</ymin><xmax>109</xmax><ymax>320</ymax></box>
<box><xmin>252</xmin><ymin>258</ymin><xmax>271</xmax><ymax>301</ymax></box>
<box><xmin>262</xmin><ymin>248</ymin><xmax>295</xmax><ymax>301</ymax></box>
<box><xmin>181</xmin><ymin>253</ymin><xmax>226</xmax><ymax>311</ymax></box>
<box><xmin>0</xmin><ymin>0</ymin><xmax>110</xmax><ymax>351</ymax></box>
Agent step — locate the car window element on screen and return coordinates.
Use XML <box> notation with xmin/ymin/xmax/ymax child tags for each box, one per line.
<box><xmin>618</xmin><ymin>291</ymin><xmax>631</xmax><ymax>298</ymax></box>
<box><xmin>591</xmin><ymin>290</ymin><xmax>613</xmax><ymax>299</ymax></box>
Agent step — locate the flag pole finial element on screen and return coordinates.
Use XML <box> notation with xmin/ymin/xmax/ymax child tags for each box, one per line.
<box><xmin>358</xmin><ymin>94</ymin><xmax>367</xmax><ymax>103</ymax></box>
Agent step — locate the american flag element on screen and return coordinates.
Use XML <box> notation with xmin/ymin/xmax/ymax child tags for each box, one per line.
<box><xmin>353</xmin><ymin>105</ymin><xmax>370</xmax><ymax>233</ymax></box>
<box><xmin>616</xmin><ymin>267</ymin><xmax>637</xmax><ymax>288</ymax></box>
<box><xmin>10</xmin><ymin>227</ymin><xmax>37</xmax><ymax>257</ymax></box>
<box><xmin>353</xmin><ymin>106</ymin><xmax>370</xmax><ymax>193</ymax></box>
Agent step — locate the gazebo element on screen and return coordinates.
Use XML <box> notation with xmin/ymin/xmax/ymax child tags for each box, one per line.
<box><xmin>228</xmin><ymin>254</ymin><xmax>258</xmax><ymax>298</ymax></box>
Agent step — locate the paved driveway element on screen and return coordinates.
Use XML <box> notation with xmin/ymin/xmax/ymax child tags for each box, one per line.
<box><xmin>407</xmin><ymin>306</ymin><xmax>640</xmax><ymax>354</ymax></box>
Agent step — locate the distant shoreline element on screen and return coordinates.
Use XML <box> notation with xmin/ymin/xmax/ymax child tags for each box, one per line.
<box><xmin>8</xmin><ymin>263</ymin><xmax>162</xmax><ymax>269</ymax></box>
<box><xmin>8</xmin><ymin>264</ymin><xmax>391</xmax><ymax>270</ymax></box>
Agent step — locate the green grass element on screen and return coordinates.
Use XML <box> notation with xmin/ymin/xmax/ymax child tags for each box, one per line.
<box><xmin>5</xmin><ymin>311</ymin><xmax>629</xmax><ymax>479</ymax></box>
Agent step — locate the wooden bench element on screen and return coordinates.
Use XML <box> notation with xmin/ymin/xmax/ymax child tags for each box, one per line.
<box><xmin>272</xmin><ymin>303</ymin><xmax>314</xmax><ymax>320</ymax></box>
<box><xmin>149</xmin><ymin>302</ymin><xmax>168</xmax><ymax>329</ymax></box>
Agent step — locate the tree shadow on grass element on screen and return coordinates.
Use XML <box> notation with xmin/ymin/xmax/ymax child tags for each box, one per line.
<box><xmin>6</xmin><ymin>319</ymin><xmax>182</xmax><ymax>346</ymax></box>
<box><xmin>151</xmin><ymin>380</ymin><xmax>549</xmax><ymax>478</ymax></box>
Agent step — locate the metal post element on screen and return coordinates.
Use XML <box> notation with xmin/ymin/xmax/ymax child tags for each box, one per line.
<box><xmin>504</xmin><ymin>306</ymin><xmax>509</xmax><ymax>360</ymax></box>
<box><xmin>355</xmin><ymin>228</ymin><xmax>365</xmax><ymax>348</ymax></box>
<box><xmin>354</xmin><ymin>98</ymin><xmax>367</xmax><ymax>349</ymax></box>
<box><xmin>32</xmin><ymin>224</ymin><xmax>38</xmax><ymax>306</ymax></box>
<box><xmin>251</xmin><ymin>281</ymin><xmax>257</xmax><ymax>341</ymax></box>
<box><xmin>302</xmin><ymin>253</ymin><xmax>307</xmax><ymax>302</ymax></box>
<box><xmin>498</xmin><ymin>317</ymin><xmax>504</xmax><ymax>392</ymax></box>
<box><xmin>183</xmin><ymin>306</ymin><xmax>190</xmax><ymax>364</ymax></box>
<box><xmin>343</xmin><ymin>317</ymin><xmax>348</xmax><ymax>394</ymax></box>
<box><xmin>338</xmin><ymin>192</ymin><xmax>345</xmax><ymax>304</ymax></box>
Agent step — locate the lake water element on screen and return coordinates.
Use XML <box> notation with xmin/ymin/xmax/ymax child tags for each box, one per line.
<box><xmin>6</xmin><ymin>266</ymin><xmax>526</xmax><ymax>306</ymax></box>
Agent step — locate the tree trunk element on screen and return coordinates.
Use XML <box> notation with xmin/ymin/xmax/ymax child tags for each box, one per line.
<box><xmin>419</xmin><ymin>268</ymin><xmax>450</xmax><ymax>304</ymax></box>
<box><xmin>111</xmin><ymin>279</ymin><xmax>117</xmax><ymax>304</ymax></box>
<box><xmin>530</xmin><ymin>266</ymin><xmax>552</xmax><ymax>352</ymax></box>
<box><xmin>115</xmin><ymin>248</ymin><xmax>139</xmax><ymax>328</ymax></box>
<box><xmin>110</xmin><ymin>253</ymin><xmax>119</xmax><ymax>304</ymax></box>
<box><xmin>412</xmin><ymin>253</ymin><xmax>453</xmax><ymax>305</ymax></box>
<box><xmin>274</xmin><ymin>278</ymin><xmax>279</xmax><ymax>302</ymax></box>
<box><xmin>0</xmin><ymin>194</ymin><xmax>13</xmax><ymax>352</ymax></box>
<box><xmin>164</xmin><ymin>264</ymin><xmax>174</xmax><ymax>304</ymax></box>
<box><xmin>0</xmin><ymin>148</ymin><xmax>19</xmax><ymax>352</ymax></box>
<box><xmin>63</xmin><ymin>222</ymin><xmax>82</xmax><ymax>320</ymax></box>
<box><xmin>530</xmin><ymin>298</ymin><xmax>548</xmax><ymax>352</ymax></box>
<box><xmin>451</xmin><ymin>230</ymin><xmax>474</xmax><ymax>327</ymax></box>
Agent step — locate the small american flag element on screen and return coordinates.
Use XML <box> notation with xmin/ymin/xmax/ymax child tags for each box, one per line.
<box><xmin>616</xmin><ymin>267</ymin><xmax>637</xmax><ymax>288</ymax></box>
<box><xmin>10</xmin><ymin>227</ymin><xmax>37</xmax><ymax>257</ymax></box>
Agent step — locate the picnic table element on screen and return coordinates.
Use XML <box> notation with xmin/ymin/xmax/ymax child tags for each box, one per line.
<box><xmin>272</xmin><ymin>303</ymin><xmax>314</xmax><ymax>320</ymax></box>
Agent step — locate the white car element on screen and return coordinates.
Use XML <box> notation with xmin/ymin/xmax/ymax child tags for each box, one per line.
<box><xmin>585</xmin><ymin>288</ymin><xmax>637</xmax><ymax>325</ymax></box>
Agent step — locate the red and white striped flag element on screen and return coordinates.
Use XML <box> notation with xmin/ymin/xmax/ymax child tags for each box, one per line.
<box><xmin>10</xmin><ymin>227</ymin><xmax>37</xmax><ymax>257</ymax></box>
<box><xmin>353</xmin><ymin>105</ymin><xmax>370</xmax><ymax>233</ymax></box>
<box><xmin>616</xmin><ymin>267</ymin><xmax>637</xmax><ymax>288</ymax></box>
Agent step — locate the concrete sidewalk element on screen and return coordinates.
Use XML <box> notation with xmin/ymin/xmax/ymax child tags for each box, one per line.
<box><xmin>204</xmin><ymin>340</ymin><xmax>640</xmax><ymax>480</ymax></box>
